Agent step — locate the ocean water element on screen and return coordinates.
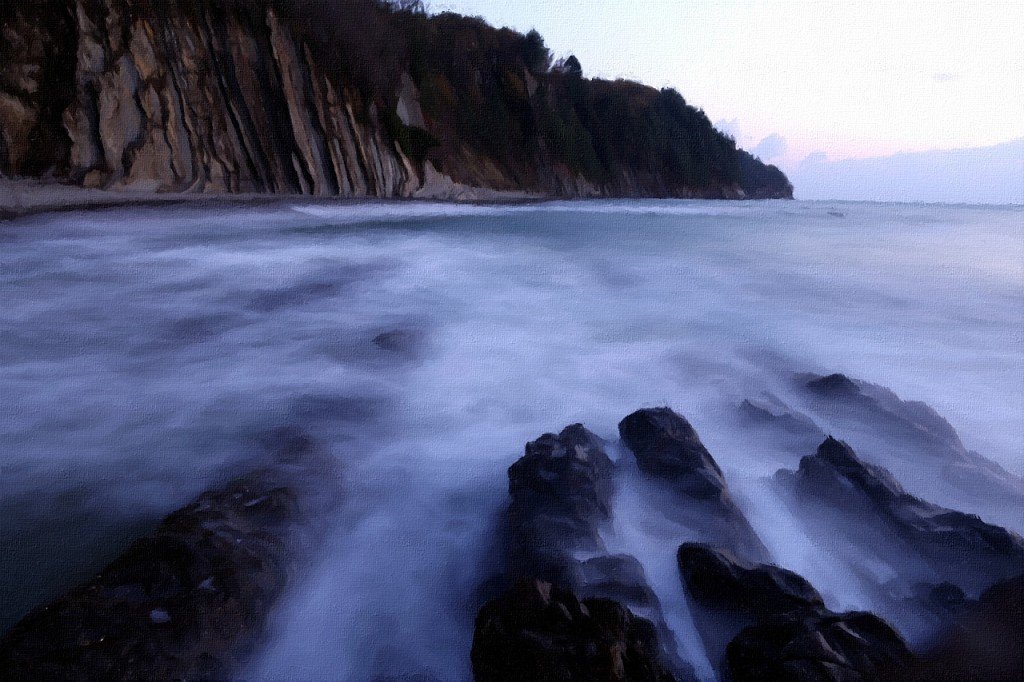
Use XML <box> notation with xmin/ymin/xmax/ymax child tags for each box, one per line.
<box><xmin>0</xmin><ymin>199</ymin><xmax>1021</xmax><ymax>679</ymax></box>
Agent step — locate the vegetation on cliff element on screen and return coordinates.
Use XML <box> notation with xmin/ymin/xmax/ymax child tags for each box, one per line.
<box><xmin>0</xmin><ymin>0</ymin><xmax>792</xmax><ymax>198</ymax></box>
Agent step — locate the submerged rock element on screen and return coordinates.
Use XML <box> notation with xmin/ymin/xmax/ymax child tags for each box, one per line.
<box><xmin>798</xmin><ymin>372</ymin><xmax>1024</xmax><ymax>513</ymax></box>
<box><xmin>780</xmin><ymin>436</ymin><xmax>1024</xmax><ymax>596</ymax></box>
<box><xmin>737</xmin><ymin>393</ymin><xmax>824</xmax><ymax>452</ymax></box>
<box><xmin>0</xmin><ymin>427</ymin><xmax>335</xmax><ymax>679</ymax></box>
<box><xmin>900</xmin><ymin>573</ymin><xmax>1024</xmax><ymax>681</ymax></box>
<box><xmin>619</xmin><ymin>407</ymin><xmax>768</xmax><ymax>562</ymax></box>
<box><xmin>676</xmin><ymin>542</ymin><xmax>912</xmax><ymax>680</ymax></box>
<box><xmin>471</xmin><ymin>579</ymin><xmax>676</xmax><ymax>682</ymax></box>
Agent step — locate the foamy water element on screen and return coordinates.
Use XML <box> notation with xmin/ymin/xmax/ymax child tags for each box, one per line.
<box><xmin>1</xmin><ymin>199</ymin><xmax>1021</xmax><ymax>679</ymax></box>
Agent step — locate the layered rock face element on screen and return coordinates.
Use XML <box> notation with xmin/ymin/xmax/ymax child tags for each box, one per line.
<box><xmin>1</xmin><ymin>0</ymin><xmax>420</xmax><ymax>196</ymax></box>
<box><xmin>0</xmin><ymin>0</ymin><xmax>793</xmax><ymax>200</ymax></box>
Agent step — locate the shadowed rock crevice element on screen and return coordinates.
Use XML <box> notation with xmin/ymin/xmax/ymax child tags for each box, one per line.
<box><xmin>472</xmin><ymin>579</ymin><xmax>676</xmax><ymax>682</ymax></box>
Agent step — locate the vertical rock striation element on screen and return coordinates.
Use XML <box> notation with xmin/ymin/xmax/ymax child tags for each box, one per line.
<box><xmin>0</xmin><ymin>0</ymin><xmax>793</xmax><ymax>199</ymax></box>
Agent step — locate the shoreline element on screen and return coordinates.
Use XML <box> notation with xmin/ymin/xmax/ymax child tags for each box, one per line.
<box><xmin>0</xmin><ymin>178</ymin><xmax>550</xmax><ymax>221</ymax></box>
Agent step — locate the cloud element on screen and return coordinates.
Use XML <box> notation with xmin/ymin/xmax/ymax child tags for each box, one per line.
<box><xmin>788</xmin><ymin>138</ymin><xmax>1024</xmax><ymax>203</ymax></box>
<box><xmin>751</xmin><ymin>133</ymin><xmax>787</xmax><ymax>160</ymax></box>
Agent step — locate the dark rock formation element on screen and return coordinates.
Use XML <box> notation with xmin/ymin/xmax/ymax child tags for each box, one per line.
<box><xmin>618</xmin><ymin>407</ymin><xmax>768</xmax><ymax>562</ymax></box>
<box><xmin>676</xmin><ymin>542</ymin><xmax>913</xmax><ymax>680</ymax></box>
<box><xmin>501</xmin><ymin>423</ymin><xmax>688</xmax><ymax>677</ymax></box>
<box><xmin>0</xmin><ymin>426</ymin><xmax>334</xmax><ymax>679</ymax></box>
<box><xmin>0</xmin><ymin>0</ymin><xmax>792</xmax><ymax>200</ymax></box>
<box><xmin>507</xmin><ymin>423</ymin><xmax>615</xmax><ymax>584</ymax></box>
<box><xmin>780</xmin><ymin>436</ymin><xmax>1024</xmax><ymax>596</ymax></box>
<box><xmin>727</xmin><ymin>611</ymin><xmax>912</xmax><ymax>682</ymax></box>
<box><xmin>471</xmin><ymin>579</ymin><xmax>676</xmax><ymax>682</ymax></box>
<box><xmin>900</xmin><ymin>573</ymin><xmax>1024</xmax><ymax>681</ymax></box>
<box><xmin>619</xmin><ymin>408</ymin><xmax>726</xmax><ymax>501</ymax></box>
<box><xmin>677</xmin><ymin>543</ymin><xmax>823</xmax><ymax>618</ymax></box>
<box><xmin>798</xmin><ymin>372</ymin><xmax>1024</xmax><ymax>511</ymax></box>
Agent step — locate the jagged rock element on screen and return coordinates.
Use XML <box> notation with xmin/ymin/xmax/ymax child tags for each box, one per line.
<box><xmin>676</xmin><ymin>542</ymin><xmax>912</xmax><ymax>680</ymax></box>
<box><xmin>901</xmin><ymin>574</ymin><xmax>1024</xmax><ymax>681</ymax></box>
<box><xmin>503</xmin><ymin>424</ymin><xmax>689</xmax><ymax>677</ymax></box>
<box><xmin>798</xmin><ymin>372</ymin><xmax>1024</xmax><ymax>513</ymax></box>
<box><xmin>507</xmin><ymin>423</ymin><xmax>614</xmax><ymax>584</ymax></box>
<box><xmin>618</xmin><ymin>408</ymin><xmax>768</xmax><ymax>562</ymax></box>
<box><xmin>677</xmin><ymin>543</ymin><xmax>823</xmax><ymax>618</ymax></box>
<box><xmin>0</xmin><ymin>426</ymin><xmax>334</xmax><ymax>679</ymax></box>
<box><xmin>471</xmin><ymin>579</ymin><xmax>676</xmax><ymax>682</ymax></box>
<box><xmin>727</xmin><ymin>611</ymin><xmax>913</xmax><ymax>682</ymax></box>
<box><xmin>780</xmin><ymin>436</ymin><xmax>1024</xmax><ymax>595</ymax></box>
<box><xmin>619</xmin><ymin>408</ymin><xmax>726</xmax><ymax>501</ymax></box>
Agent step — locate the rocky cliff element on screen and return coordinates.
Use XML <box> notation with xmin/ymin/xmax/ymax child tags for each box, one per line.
<box><xmin>0</xmin><ymin>0</ymin><xmax>793</xmax><ymax>200</ymax></box>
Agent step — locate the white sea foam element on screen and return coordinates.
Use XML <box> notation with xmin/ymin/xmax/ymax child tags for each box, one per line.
<box><xmin>0</xmin><ymin>199</ymin><xmax>1020</xmax><ymax>679</ymax></box>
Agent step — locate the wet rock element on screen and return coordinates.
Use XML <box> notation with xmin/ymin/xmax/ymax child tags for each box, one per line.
<box><xmin>500</xmin><ymin>423</ymin><xmax>689</xmax><ymax>678</ymax></box>
<box><xmin>507</xmin><ymin>423</ymin><xmax>615</xmax><ymax>584</ymax></box>
<box><xmin>619</xmin><ymin>408</ymin><xmax>727</xmax><ymax>502</ymax></box>
<box><xmin>0</xmin><ymin>427</ymin><xmax>335</xmax><ymax>679</ymax></box>
<box><xmin>372</xmin><ymin>329</ymin><xmax>423</xmax><ymax>355</ymax></box>
<box><xmin>0</xmin><ymin>472</ymin><xmax>297</xmax><ymax>679</ymax></box>
<box><xmin>798</xmin><ymin>372</ymin><xmax>1024</xmax><ymax>514</ymax></box>
<box><xmin>676</xmin><ymin>542</ymin><xmax>912</xmax><ymax>680</ymax></box>
<box><xmin>727</xmin><ymin>610</ymin><xmax>913</xmax><ymax>682</ymax></box>
<box><xmin>677</xmin><ymin>543</ymin><xmax>823</xmax><ymax>618</ymax></box>
<box><xmin>900</xmin><ymin>574</ymin><xmax>1024</xmax><ymax>681</ymax></box>
<box><xmin>619</xmin><ymin>407</ymin><xmax>768</xmax><ymax>562</ymax></box>
<box><xmin>471</xmin><ymin>579</ymin><xmax>676</xmax><ymax>682</ymax></box>
<box><xmin>779</xmin><ymin>437</ymin><xmax>1024</xmax><ymax>596</ymax></box>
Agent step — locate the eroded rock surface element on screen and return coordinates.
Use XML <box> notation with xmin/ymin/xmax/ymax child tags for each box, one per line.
<box><xmin>676</xmin><ymin>542</ymin><xmax>912</xmax><ymax>680</ymax></box>
<box><xmin>0</xmin><ymin>426</ymin><xmax>335</xmax><ymax>679</ymax></box>
<box><xmin>619</xmin><ymin>407</ymin><xmax>768</xmax><ymax>562</ymax></box>
<box><xmin>471</xmin><ymin>579</ymin><xmax>676</xmax><ymax>682</ymax></box>
<box><xmin>780</xmin><ymin>436</ymin><xmax>1024</xmax><ymax>596</ymax></box>
<box><xmin>798</xmin><ymin>372</ymin><xmax>1024</xmax><ymax>513</ymax></box>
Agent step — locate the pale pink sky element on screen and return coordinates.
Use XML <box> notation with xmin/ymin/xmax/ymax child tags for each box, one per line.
<box><xmin>437</xmin><ymin>0</ymin><xmax>1024</xmax><ymax>174</ymax></box>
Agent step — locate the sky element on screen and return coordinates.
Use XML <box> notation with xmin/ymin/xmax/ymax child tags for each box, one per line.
<box><xmin>434</xmin><ymin>0</ymin><xmax>1024</xmax><ymax>200</ymax></box>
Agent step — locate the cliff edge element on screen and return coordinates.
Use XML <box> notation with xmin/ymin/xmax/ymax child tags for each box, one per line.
<box><xmin>0</xmin><ymin>0</ymin><xmax>793</xmax><ymax>200</ymax></box>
